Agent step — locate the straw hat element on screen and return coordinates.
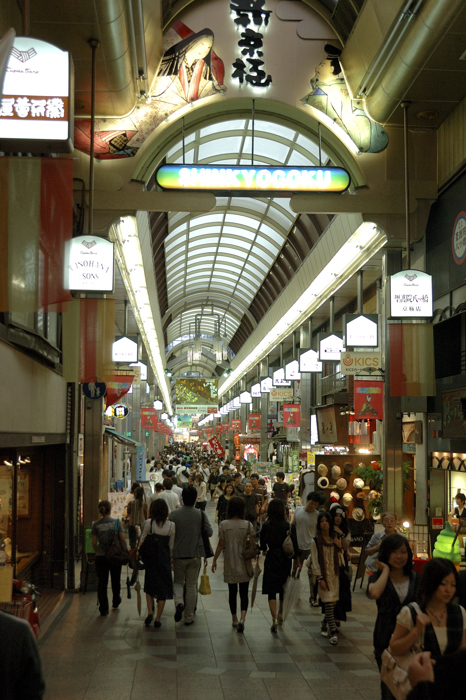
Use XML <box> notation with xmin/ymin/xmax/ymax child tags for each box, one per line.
<box><xmin>336</xmin><ymin>477</ymin><xmax>347</xmax><ymax>490</ymax></box>
<box><xmin>352</xmin><ymin>507</ymin><xmax>365</xmax><ymax>521</ymax></box>
<box><xmin>342</xmin><ymin>492</ymin><xmax>353</xmax><ymax>506</ymax></box>
<box><xmin>317</xmin><ymin>464</ymin><xmax>328</xmax><ymax>476</ymax></box>
<box><xmin>353</xmin><ymin>477</ymin><xmax>365</xmax><ymax>489</ymax></box>
<box><xmin>331</xmin><ymin>465</ymin><xmax>341</xmax><ymax>481</ymax></box>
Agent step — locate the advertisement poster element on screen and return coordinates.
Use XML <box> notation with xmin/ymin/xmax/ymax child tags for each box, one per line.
<box><xmin>248</xmin><ymin>413</ymin><xmax>261</xmax><ymax>431</ymax></box>
<box><xmin>283</xmin><ymin>404</ymin><xmax>300</xmax><ymax>428</ymax></box>
<box><xmin>175</xmin><ymin>378</ymin><xmax>218</xmax><ymax>413</ymax></box>
<box><xmin>141</xmin><ymin>408</ymin><xmax>158</xmax><ymax>430</ymax></box>
<box><xmin>233</xmin><ymin>433</ymin><xmax>241</xmax><ymax>449</ymax></box>
<box><xmin>232</xmin><ymin>419</ymin><xmax>241</xmax><ymax>431</ymax></box>
<box><xmin>291</xmin><ymin>450</ymin><xmax>300</xmax><ymax>472</ymax></box>
<box><xmin>215</xmin><ymin>424</ymin><xmax>222</xmax><ymax>435</ymax></box>
<box><xmin>354</xmin><ymin>380</ymin><xmax>384</xmax><ymax>419</ymax></box>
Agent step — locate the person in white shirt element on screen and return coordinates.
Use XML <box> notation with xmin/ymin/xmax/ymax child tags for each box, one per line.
<box><xmin>293</xmin><ymin>492</ymin><xmax>321</xmax><ymax>605</ymax></box>
<box><xmin>158</xmin><ymin>479</ymin><xmax>181</xmax><ymax>514</ymax></box>
<box><xmin>200</xmin><ymin>461</ymin><xmax>210</xmax><ymax>480</ymax></box>
<box><xmin>171</xmin><ymin>477</ymin><xmax>183</xmax><ymax>506</ymax></box>
<box><xmin>177</xmin><ymin>464</ymin><xmax>190</xmax><ymax>486</ymax></box>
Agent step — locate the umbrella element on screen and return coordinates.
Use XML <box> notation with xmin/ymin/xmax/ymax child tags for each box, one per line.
<box><xmin>134</xmin><ymin>569</ymin><xmax>142</xmax><ymax>616</ymax></box>
<box><xmin>250</xmin><ymin>556</ymin><xmax>262</xmax><ymax>611</ymax></box>
<box><xmin>282</xmin><ymin>568</ymin><xmax>302</xmax><ymax>622</ymax></box>
<box><xmin>126</xmin><ymin>569</ymin><xmax>132</xmax><ymax>599</ymax></box>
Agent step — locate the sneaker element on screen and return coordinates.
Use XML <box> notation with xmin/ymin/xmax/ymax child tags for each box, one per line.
<box><xmin>320</xmin><ymin>627</ymin><xmax>328</xmax><ymax>638</ymax></box>
<box><xmin>329</xmin><ymin>635</ymin><xmax>338</xmax><ymax>645</ymax></box>
<box><xmin>144</xmin><ymin>614</ymin><xmax>153</xmax><ymax>627</ymax></box>
<box><xmin>174</xmin><ymin>603</ymin><xmax>184</xmax><ymax>622</ymax></box>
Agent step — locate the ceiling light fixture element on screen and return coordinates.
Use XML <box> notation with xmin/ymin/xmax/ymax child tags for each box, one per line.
<box><xmin>219</xmin><ymin>222</ymin><xmax>386</xmax><ymax>397</ymax></box>
<box><xmin>111</xmin><ymin>216</ymin><xmax>172</xmax><ymax>413</ymax></box>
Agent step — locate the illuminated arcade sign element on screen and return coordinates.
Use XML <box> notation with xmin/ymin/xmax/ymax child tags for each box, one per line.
<box><xmin>64</xmin><ymin>236</ymin><xmax>114</xmax><ymax>292</ymax></box>
<box><xmin>390</xmin><ymin>270</ymin><xmax>433</xmax><ymax>318</ymax></box>
<box><xmin>0</xmin><ymin>37</ymin><xmax>73</xmax><ymax>153</ymax></box>
<box><xmin>156</xmin><ymin>165</ymin><xmax>350</xmax><ymax>194</ymax></box>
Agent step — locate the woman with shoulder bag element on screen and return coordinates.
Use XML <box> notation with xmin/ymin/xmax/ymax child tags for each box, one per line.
<box><xmin>332</xmin><ymin>508</ymin><xmax>352</xmax><ymax>631</ymax></box>
<box><xmin>310</xmin><ymin>511</ymin><xmax>342</xmax><ymax>645</ymax></box>
<box><xmin>126</xmin><ymin>486</ymin><xmax>148</xmax><ymax>549</ymax></box>
<box><xmin>91</xmin><ymin>500</ymin><xmax>126</xmax><ymax>616</ymax></box>
<box><xmin>212</xmin><ymin>496</ymin><xmax>254</xmax><ymax>633</ymax></box>
<box><xmin>139</xmin><ymin>498</ymin><xmax>176</xmax><ymax>628</ymax></box>
<box><xmin>260</xmin><ymin>498</ymin><xmax>296</xmax><ymax>632</ymax></box>
<box><xmin>368</xmin><ymin>534</ymin><xmax>419</xmax><ymax>700</ymax></box>
<box><xmin>389</xmin><ymin>559</ymin><xmax>466</xmax><ymax>662</ymax></box>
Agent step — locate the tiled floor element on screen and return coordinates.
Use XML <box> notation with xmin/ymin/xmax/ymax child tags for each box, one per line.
<box><xmin>39</xmin><ymin>502</ymin><xmax>381</xmax><ymax>700</ymax></box>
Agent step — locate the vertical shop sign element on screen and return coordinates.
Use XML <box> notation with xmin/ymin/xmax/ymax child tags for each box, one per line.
<box><xmin>291</xmin><ymin>450</ymin><xmax>299</xmax><ymax>472</ymax></box>
<box><xmin>136</xmin><ymin>445</ymin><xmax>146</xmax><ymax>481</ymax></box>
<box><xmin>232</xmin><ymin>418</ymin><xmax>241</xmax><ymax>431</ymax></box>
<box><xmin>283</xmin><ymin>404</ymin><xmax>300</xmax><ymax>427</ymax></box>
<box><xmin>354</xmin><ymin>381</ymin><xmax>384</xmax><ymax>419</ymax></box>
<box><xmin>248</xmin><ymin>413</ymin><xmax>261</xmax><ymax>431</ymax></box>
<box><xmin>233</xmin><ymin>433</ymin><xmax>241</xmax><ymax>449</ymax></box>
<box><xmin>231</xmin><ymin>0</ymin><xmax>272</xmax><ymax>88</ymax></box>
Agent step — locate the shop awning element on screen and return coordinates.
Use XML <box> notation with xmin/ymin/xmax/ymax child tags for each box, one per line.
<box><xmin>104</xmin><ymin>426</ymin><xmax>142</xmax><ymax>448</ymax></box>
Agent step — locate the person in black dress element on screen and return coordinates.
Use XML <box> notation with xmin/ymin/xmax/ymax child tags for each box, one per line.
<box><xmin>260</xmin><ymin>498</ymin><xmax>296</xmax><ymax>632</ymax></box>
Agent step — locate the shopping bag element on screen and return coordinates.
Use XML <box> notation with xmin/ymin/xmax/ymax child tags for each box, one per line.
<box><xmin>199</xmin><ymin>565</ymin><xmax>212</xmax><ymax>595</ymax></box>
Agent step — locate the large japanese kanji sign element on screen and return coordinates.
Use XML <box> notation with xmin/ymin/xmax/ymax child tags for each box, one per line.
<box><xmin>208</xmin><ymin>436</ymin><xmax>225</xmax><ymax>457</ymax></box>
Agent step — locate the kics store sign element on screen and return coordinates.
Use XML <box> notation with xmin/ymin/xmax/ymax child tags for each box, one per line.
<box><xmin>340</xmin><ymin>352</ymin><xmax>382</xmax><ymax>375</ymax></box>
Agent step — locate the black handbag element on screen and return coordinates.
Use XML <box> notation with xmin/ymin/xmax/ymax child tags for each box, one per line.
<box><xmin>106</xmin><ymin>520</ymin><xmax>130</xmax><ymax>565</ymax></box>
<box><xmin>201</xmin><ymin>511</ymin><xmax>214</xmax><ymax>558</ymax></box>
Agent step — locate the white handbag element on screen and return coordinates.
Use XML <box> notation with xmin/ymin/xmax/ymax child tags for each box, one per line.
<box><xmin>380</xmin><ymin>603</ymin><xmax>424</xmax><ymax>700</ymax></box>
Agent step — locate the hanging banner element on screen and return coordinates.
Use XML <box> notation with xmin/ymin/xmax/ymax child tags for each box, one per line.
<box><xmin>141</xmin><ymin>408</ymin><xmax>158</xmax><ymax>430</ymax></box>
<box><xmin>233</xmin><ymin>433</ymin><xmax>241</xmax><ymax>449</ymax></box>
<box><xmin>390</xmin><ymin>270</ymin><xmax>433</xmax><ymax>318</ymax></box>
<box><xmin>232</xmin><ymin>418</ymin><xmax>241</xmax><ymax>431</ymax></box>
<box><xmin>283</xmin><ymin>404</ymin><xmax>300</xmax><ymax>428</ymax></box>
<box><xmin>248</xmin><ymin>413</ymin><xmax>261</xmax><ymax>431</ymax></box>
<box><xmin>215</xmin><ymin>424</ymin><xmax>222</xmax><ymax>435</ymax></box>
<box><xmin>105</xmin><ymin>374</ymin><xmax>134</xmax><ymax>409</ymax></box>
<box><xmin>354</xmin><ymin>381</ymin><xmax>384</xmax><ymax>419</ymax></box>
<box><xmin>222</xmin><ymin>422</ymin><xmax>229</xmax><ymax>433</ymax></box>
<box><xmin>340</xmin><ymin>351</ymin><xmax>382</xmax><ymax>375</ymax></box>
<box><xmin>208</xmin><ymin>436</ymin><xmax>225</xmax><ymax>457</ymax></box>
<box><xmin>389</xmin><ymin>324</ymin><xmax>436</xmax><ymax>397</ymax></box>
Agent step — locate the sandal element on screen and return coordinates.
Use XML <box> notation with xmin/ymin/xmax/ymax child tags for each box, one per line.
<box><xmin>329</xmin><ymin>635</ymin><xmax>338</xmax><ymax>645</ymax></box>
<box><xmin>277</xmin><ymin>613</ymin><xmax>283</xmax><ymax>625</ymax></box>
<box><xmin>270</xmin><ymin>619</ymin><xmax>278</xmax><ymax>633</ymax></box>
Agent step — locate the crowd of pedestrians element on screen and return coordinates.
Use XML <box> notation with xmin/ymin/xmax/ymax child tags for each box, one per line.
<box><xmin>89</xmin><ymin>444</ymin><xmax>466</xmax><ymax>700</ymax></box>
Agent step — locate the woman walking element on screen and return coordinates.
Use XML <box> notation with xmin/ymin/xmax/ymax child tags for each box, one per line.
<box><xmin>139</xmin><ymin>498</ymin><xmax>175</xmax><ymax>628</ymax></box>
<box><xmin>194</xmin><ymin>472</ymin><xmax>207</xmax><ymax>511</ymax></box>
<box><xmin>332</xmin><ymin>508</ymin><xmax>352</xmax><ymax>629</ymax></box>
<box><xmin>212</xmin><ymin>496</ymin><xmax>254</xmax><ymax>633</ymax></box>
<box><xmin>260</xmin><ymin>498</ymin><xmax>296</xmax><ymax>632</ymax></box>
<box><xmin>126</xmin><ymin>486</ymin><xmax>148</xmax><ymax>549</ymax></box>
<box><xmin>91</xmin><ymin>500</ymin><xmax>126</xmax><ymax>616</ymax></box>
<box><xmin>368</xmin><ymin>533</ymin><xmax>418</xmax><ymax>700</ymax></box>
<box><xmin>216</xmin><ymin>482</ymin><xmax>235</xmax><ymax>526</ymax></box>
<box><xmin>389</xmin><ymin>558</ymin><xmax>466</xmax><ymax>661</ymax></box>
<box><xmin>310</xmin><ymin>511</ymin><xmax>341</xmax><ymax>645</ymax></box>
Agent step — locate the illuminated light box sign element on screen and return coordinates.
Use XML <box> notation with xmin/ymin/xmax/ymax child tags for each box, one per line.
<box><xmin>261</xmin><ymin>377</ymin><xmax>273</xmax><ymax>393</ymax></box>
<box><xmin>0</xmin><ymin>37</ymin><xmax>73</xmax><ymax>153</ymax></box>
<box><xmin>156</xmin><ymin>165</ymin><xmax>350</xmax><ymax>195</ymax></box>
<box><xmin>285</xmin><ymin>360</ymin><xmax>301</xmax><ymax>381</ymax></box>
<box><xmin>390</xmin><ymin>270</ymin><xmax>433</xmax><ymax>318</ymax></box>
<box><xmin>273</xmin><ymin>368</ymin><xmax>291</xmax><ymax>387</ymax></box>
<box><xmin>340</xmin><ymin>351</ymin><xmax>381</xmax><ymax>375</ymax></box>
<box><xmin>251</xmin><ymin>383</ymin><xmax>261</xmax><ymax>398</ymax></box>
<box><xmin>113</xmin><ymin>337</ymin><xmax>138</xmax><ymax>363</ymax></box>
<box><xmin>64</xmin><ymin>236</ymin><xmax>114</xmax><ymax>292</ymax></box>
<box><xmin>300</xmin><ymin>348</ymin><xmax>322</xmax><ymax>373</ymax></box>
<box><xmin>343</xmin><ymin>314</ymin><xmax>379</xmax><ymax>348</ymax></box>
<box><xmin>318</xmin><ymin>333</ymin><xmax>344</xmax><ymax>362</ymax></box>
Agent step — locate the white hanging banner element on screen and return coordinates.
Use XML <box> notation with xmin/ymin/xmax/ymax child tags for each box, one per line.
<box><xmin>390</xmin><ymin>270</ymin><xmax>433</xmax><ymax>318</ymax></box>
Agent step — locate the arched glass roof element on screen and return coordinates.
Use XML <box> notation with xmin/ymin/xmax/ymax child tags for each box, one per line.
<box><xmin>164</xmin><ymin>116</ymin><xmax>330</xmax><ymax>352</ymax></box>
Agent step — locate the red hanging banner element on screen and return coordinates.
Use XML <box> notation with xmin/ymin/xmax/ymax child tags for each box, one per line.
<box><xmin>232</xmin><ymin>418</ymin><xmax>241</xmax><ymax>431</ymax></box>
<box><xmin>215</xmin><ymin>424</ymin><xmax>222</xmax><ymax>435</ymax></box>
<box><xmin>354</xmin><ymin>380</ymin><xmax>384</xmax><ymax>419</ymax></box>
<box><xmin>248</xmin><ymin>413</ymin><xmax>261</xmax><ymax>431</ymax></box>
<box><xmin>208</xmin><ymin>436</ymin><xmax>225</xmax><ymax>457</ymax></box>
<box><xmin>105</xmin><ymin>374</ymin><xmax>134</xmax><ymax>409</ymax></box>
<box><xmin>233</xmin><ymin>432</ymin><xmax>241</xmax><ymax>449</ymax></box>
<box><xmin>283</xmin><ymin>404</ymin><xmax>300</xmax><ymax>428</ymax></box>
<box><xmin>141</xmin><ymin>408</ymin><xmax>158</xmax><ymax>430</ymax></box>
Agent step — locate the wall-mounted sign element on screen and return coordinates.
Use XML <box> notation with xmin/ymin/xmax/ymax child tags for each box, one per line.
<box><xmin>340</xmin><ymin>351</ymin><xmax>382</xmax><ymax>375</ymax></box>
<box><xmin>261</xmin><ymin>377</ymin><xmax>272</xmax><ymax>393</ymax></box>
<box><xmin>64</xmin><ymin>236</ymin><xmax>114</xmax><ymax>292</ymax></box>
<box><xmin>269</xmin><ymin>386</ymin><xmax>294</xmax><ymax>402</ymax></box>
<box><xmin>318</xmin><ymin>333</ymin><xmax>344</xmax><ymax>361</ymax></box>
<box><xmin>452</xmin><ymin>212</ymin><xmax>466</xmax><ymax>266</ymax></box>
<box><xmin>354</xmin><ymin>380</ymin><xmax>384</xmax><ymax>419</ymax></box>
<box><xmin>240</xmin><ymin>391</ymin><xmax>252</xmax><ymax>403</ymax></box>
<box><xmin>300</xmin><ymin>348</ymin><xmax>322</xmax><ymax>373</ymax></box>
<box><xmin>343</xmin><ymin>314</ymin><xmax>379</xmax><ymax>347</ymax></box>
<box><xmin>130</xmin><ymin>361</ymin><xmax>147</xmax><ymax>381</ymax></box>
<box><xmin>232</xmin><ymin>396</ymin><xmax>241</xmax><ymax>408</ymax></box>
<box><xmin>0</xmin><ymin>37</ymin><xmax>73</xmax><ymax>153</ymax></box>
<box><xmin>155</xmin><ymin>165</ymin><xmax>350</xmax><ymax>194</ymax></box>
<box><xmin>273</xmin><ymin>368</ymin><xmax>291</xmax><ymax>387</ymax></box>
<box><xmin>390</xmin><ymin>270</ymin><xmax>433</xmax><ymax>318</ymax></box>
<box><xmin>176</xmin><ymin>405</ymin><xmax>217</xmax><ymax>415</ymax></box>
<box><xmin>231</xmin><ymin>0</ymin><xmax>272</xmax><ymax>88</ymax></box>
<box><xmin>105</xmin><ymin>404</ymin><xmax>129</xmax><ymax>419</ymax></box>
<box><xmin>82</xmin><ymin>381</ymin><xmax>106</xmax><ymax>400</ymax></box>
<box><xmin>153</xmin><ymin>399</ymin><xmax>163</xmax><ymax>410</ymax></box>
<box><xmin>112</xmin><ymin>337</ymin><xmax>138</xmax><ymax>363</ymax></box>
<box><xmin>251</xmin><ymin>383</ymin><xmax>261</xmax><ymax>398</ymax></box>
<box><xmin>285</xmin><ymin>360</ymin><xmax>301</xmax><ymax>381</ymax></box>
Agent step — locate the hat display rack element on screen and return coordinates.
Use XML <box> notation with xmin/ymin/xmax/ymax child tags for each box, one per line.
<box><xmin>314</xmin><ymin>456</ymin><xmax>380</xmax><ymax>520</ymax></box>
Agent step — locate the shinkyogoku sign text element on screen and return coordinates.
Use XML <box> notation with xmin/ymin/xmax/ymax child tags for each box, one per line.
<box><xmin>156</xmin><ymin>165</ymin><xmax>350</xmax><ymax>193</ymax></box>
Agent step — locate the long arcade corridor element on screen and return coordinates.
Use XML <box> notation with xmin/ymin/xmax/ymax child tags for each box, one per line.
<box><xmin>38</xmin><ymin>500</ymin><xmax>379</xmax><ymax>700</ymax></box>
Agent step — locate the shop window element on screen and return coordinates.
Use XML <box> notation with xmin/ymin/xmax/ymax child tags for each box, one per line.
<box><xmin>2</xmin><ymin>310</ymin><xmax>62</xmax><ymax>369</ymax></box>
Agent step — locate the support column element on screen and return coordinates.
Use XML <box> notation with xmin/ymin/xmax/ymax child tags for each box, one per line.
<box><xmin>300</xmin><ymin>321</ymin><xmax>311</xmax><ymax>451</ymax></box>
<box><xmin>83</xmin><ymin>397</ymin><xmax>104</xmax><ymax>531</ymax></box>
<box><xmin>382</xmin><ymin>249</ymin><xmax>404</xmax><ymax>516</ymax></box>
<box><xmin>260</xmin><ymin>393</ymin><xmax>269</xmax><ymax>462</ymax></box>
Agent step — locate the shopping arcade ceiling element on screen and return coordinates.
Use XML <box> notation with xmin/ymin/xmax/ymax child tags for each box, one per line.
<box><xmin>154</xmin><ymin>114</ymin><xmax>332</xmax><ymax>378</ymax></box>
